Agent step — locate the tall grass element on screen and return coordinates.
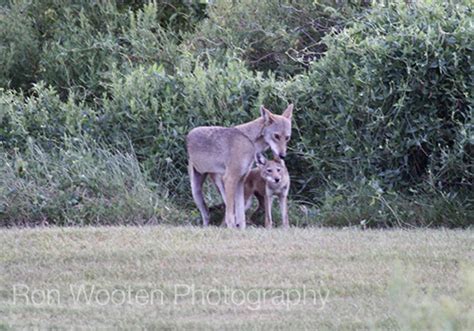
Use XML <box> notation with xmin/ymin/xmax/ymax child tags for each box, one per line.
<box><xmin>0</xmin><ymin>140</ymin><xmax>184</xmax><ymax>226</ymax></box>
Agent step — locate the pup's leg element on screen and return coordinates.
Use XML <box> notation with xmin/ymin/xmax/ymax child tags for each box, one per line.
<box><xmin>214</xmin><ymin>174</ymin><xmax>226</xmax><ymax>203</ymax></box>
<box><xmin>279</xmin><ymin>193</ymin><xmax>289</xmax><ymax>228</ymax></box>
<box><xmin>244</xmin><ymin>193</ymin><xmax>253</xmax><ymax>211</ymax></box>
<box><xmin>188</xmin><ymin>163</ymin><xmax>209</xmax><ymax>226</ymax></box>
<box><xmin>264</xmin><ymin>189</ymin><xmax>273</xmax><ymax>229</ymax></box>
<box><xmin>223</xmin><ymin>174</ymin><xmax>238</xmax><ymax>228</ymax></box>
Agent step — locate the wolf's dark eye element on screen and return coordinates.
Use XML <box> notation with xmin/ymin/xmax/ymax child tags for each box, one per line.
<box><xmin>276</xmin><ymin>168</ymin><xmax>281</xmax><ymax>172</ymax></box>
<box><xmin>274</xmin><ymin>134</ymin><xmax>280</xmax><ymax>140</ymax></box>
<box><xmin>285</xmin><ymin>136</ymin><xmax>290</xmax><ymax>141</ymax></box>
<box><xmin>266</xmin><ymin>169</ymin><xmax>272</xmax><ymax>173</ymax></box>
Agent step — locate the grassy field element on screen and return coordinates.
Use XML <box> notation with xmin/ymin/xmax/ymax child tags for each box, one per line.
<box><xmin>0</xmin><ymin>226</ymin><xmax>473</xmax><ymax>330</ymax></box>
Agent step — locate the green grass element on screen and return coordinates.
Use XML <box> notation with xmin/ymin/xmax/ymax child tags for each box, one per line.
<box><xmin>0</xmin><ymin>226</ymin><xmax>473</xmax><ymax>330</ymax></box>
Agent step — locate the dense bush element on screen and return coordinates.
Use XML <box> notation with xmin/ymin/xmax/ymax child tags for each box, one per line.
<box><xmin>0</xmin><ymin>83</ymin><xmax>92</xmax><ymax>150</ymax></box>
<box><xmin>187</xmin><ymin>0</ymin><xmax>370</xmax><ymax>77</ymax></box>
<box><xmin>0</xmin><ymin>0</ymin><xmax>472</xmax><ymax>227</ymax></box>
<box><xmin>0</xmin><ymin>3</ymin><xmax>40</xmax><ymax>90</ymax></box>
<box><xmin>287</xmin><ymin>1</ymin><xmax>473</xmax><ymax>190</ymax></box>
<box><xmin>0</xmin><ymin>1</ymin><xmax>200</xmax><ymax>95</ymax></box>
<box><xmin>282</xmin><ymin>1</ymin><xmax>473</xmax><ymax>227</ymax></box>
<box><xmin>98</xmin><ymin>64</ymin><xmax>186</xmax><ymax>189</ymax></box>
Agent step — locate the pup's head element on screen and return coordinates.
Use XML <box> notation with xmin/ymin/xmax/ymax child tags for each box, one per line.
<box><xmin>260</xmin><ymin>104</ymin><xmax>293</xmax><ymax>159</ymax></box>
<box><xmin>256</xmin><ymin>154</ymin><xmax>287</xmax><ymax>186</ymax></box>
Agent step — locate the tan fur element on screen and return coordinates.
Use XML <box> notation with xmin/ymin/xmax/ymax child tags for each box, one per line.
<box><xmin>186</xmin><ymin>104</ymin><xmax>293</xmax><ymax>228</ymax></box>
<box><xmin>244</xmin><ymin>156</ymin><xmax>290</xmax><ymax>228</ymax></box>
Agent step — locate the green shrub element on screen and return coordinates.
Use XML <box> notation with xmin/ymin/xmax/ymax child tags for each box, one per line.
<box><xmin>122</xmin><ymin>2</ymin><xmax>182</xmax><ymax>73</ymax></box>
<box><xmin>179</xmin><ymin>56</ymin><xmax>262</xmax><ymax>126</ymax></box>
<box><xmin>286</xmin><ymin>1</ymin><xmax>473</xmax><ymax>198</ymax></box>
<box><xmin>143</xmin><ymin>0</ymin><xmax>207</xmax><ymax>34</ymax></box>
<box><xmin>98</xmin><ymin>64</ymin><xmax>186</xmax><ymax>190</ymax></box>
<box><xmin>187</xmin><ymin>0</ymin><xmax>370</xmax><ymax>76</ymax></box>
<box><xmin>0</xmin><ymin>4</ymin><xmax>40</xmax><ymax>90</ymax></box>
<box><xmin>0</xmin><ymin>83</ymin><xmax>94</xmax><ymax>150</ymax></box>
<box><xmin>1</xmin><ymin>1</ymin><xmax>197</xmax><ymax>97</ymax></box>
<box><xmin>38</xmin><ymin>1</ymin><xmax>190</xmax><ymax>97</ymax></box>
<box><xmin>38</xmin><ymin>4</ymin><xmax>124</xmax><ymax>98</ymax></box>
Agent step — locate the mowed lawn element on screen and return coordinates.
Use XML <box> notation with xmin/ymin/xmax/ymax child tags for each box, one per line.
<box><xmin>1</xmin><ymin>226</ymin><xmax>473</xmax><ymax>330</ymax></box>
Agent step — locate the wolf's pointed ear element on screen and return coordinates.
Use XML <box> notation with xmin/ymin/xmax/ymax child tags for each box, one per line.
<box><xmin>274</xmin><ymin>156</ymin><xmax>285</xmax><ymax>166</ymax></box>
<box><xmin>255</xmin><ymin>153</ymin><xmax>267</xmax><ymax>167</ymax></box>
<box><xmin>282</xmin><ymin>104</ymin><xmax>293</xmax><ymax>119</ymax></box>
<box><xmin>260</xmin><ymin>105</ymin><xmax>274</xmax><ymax>125</ymax></box>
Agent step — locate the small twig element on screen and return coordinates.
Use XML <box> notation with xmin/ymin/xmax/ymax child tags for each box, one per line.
<box><xmin>376</xmin><ymin>195</ymin><xmax>417</xmax><ymax>228</ymax></box>
<box><xmin>249</xmin><ymin>52</ymin><xmax>278</xmax><ymax>64</ymax></box>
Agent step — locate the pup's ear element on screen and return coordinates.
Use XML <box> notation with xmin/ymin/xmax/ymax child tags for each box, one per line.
<box><xmin>255</xmin><ymin>153</ymin><xmax>267</xmax><ymax>167</ymax></box>
<box><xmin>260</xmin><ymin>105</ymin><xmax>274</xmax><ymax>125</ymax></box>
<box><xmin>282</xmin><ymin>104</ymin><xmax>293</xmax><ymax>119</ymax></box>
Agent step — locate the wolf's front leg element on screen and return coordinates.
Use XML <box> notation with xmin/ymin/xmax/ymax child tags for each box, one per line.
<box><xmin>235</xmin><ymin>179</ymin><xmax>246</xmax><ymax>229</ymax></box>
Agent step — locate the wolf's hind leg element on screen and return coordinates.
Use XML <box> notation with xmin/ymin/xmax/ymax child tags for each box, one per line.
<box><xmin>189</xmin><ymin>163</ymin><xmax>209</xmax><ymax>226</ymax></box>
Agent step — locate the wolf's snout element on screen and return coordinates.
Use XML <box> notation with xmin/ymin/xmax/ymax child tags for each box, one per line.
<box><xmin>275</xmin><ymin>178</ymin><xmax>280</xmax><ymax>183</ymax></box>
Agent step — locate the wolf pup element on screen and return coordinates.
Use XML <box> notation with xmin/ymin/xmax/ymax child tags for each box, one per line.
<box><xmin>244</xmin><ymin>154</ymin><xmax>290</xmax><ymax>228</ymax></box>
<box><xmin>186</xmin><ymin>104</ymin><xmax>293</xmax><ymax>228</ymax></box>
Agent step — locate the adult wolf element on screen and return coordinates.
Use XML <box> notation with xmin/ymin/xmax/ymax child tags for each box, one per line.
<box><xmin>186</xmin><ymin>104</ymin><xmax>293</xmax><ymax>228</ymax></box>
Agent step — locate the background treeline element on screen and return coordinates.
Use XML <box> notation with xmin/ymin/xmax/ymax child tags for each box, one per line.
<box><xmin>0</xmin><ymin>0</ymin><xmax>472</xmax><ymax>227</ymax></box>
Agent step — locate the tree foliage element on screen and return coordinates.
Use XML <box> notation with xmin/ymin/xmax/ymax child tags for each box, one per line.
<box><xmin>0</xmin><ymin>0</ymin><xmax>472</xmax><ymax>227</ymax></box>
